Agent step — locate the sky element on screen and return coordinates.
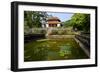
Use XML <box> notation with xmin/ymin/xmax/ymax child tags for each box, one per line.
<box><xmin>47</xmin><ymin>12</ymin><xmax>74</xmax><ymax>22</ymax></box>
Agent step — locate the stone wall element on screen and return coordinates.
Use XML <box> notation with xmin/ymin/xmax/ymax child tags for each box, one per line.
<box><xmin>46</xmin><ymin>35</ymin><xmax>75</xmax><ymax>39</ymax></box>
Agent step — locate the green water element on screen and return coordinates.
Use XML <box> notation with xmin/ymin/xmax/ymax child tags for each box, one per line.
<box><xmin>24</xmin><ymin>38</ymin><xmax>89</xmax><ymax>62</ymax></box>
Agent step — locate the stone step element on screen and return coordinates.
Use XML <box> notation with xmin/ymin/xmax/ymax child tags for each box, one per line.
<box><xmin>75</xmin><ymin>35</ymin><xmax>90</xmax><ymax>50</ymax></box>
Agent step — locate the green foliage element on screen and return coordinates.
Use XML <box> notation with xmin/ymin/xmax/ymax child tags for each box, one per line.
<box><xmin>63</xmin><ymin>13</ymin><xmax>90</xmax><ymax>32</ymax></box>
<box><xmin>50</xmin><ymin>30</ymin><xmax>58</xmax><ymax>35</ymax></box>
<box><xmin>71</xmin><ymin>13</ymin><xmax>90</xmax><ymax>31</ymax></box>
<box><xmin>24</xmin><ymin>11</ymin><xmax>34</xmax><ymax>28</ymax></box>
<box><xmin>49</xmin><ymin>28</ymin><xmax>75</xmax><ymax>35</ymax></box>
<box><xmin>63</xmin><ymin>20</ymin><xmax>72</xmax><ymax>27</ymax></box>
<box><xmin>24</xmin><ymin>11</ymin><xmax>48</xmax><ymax>28</ymax></box>
<box><xmin>32</xmin><ymin>29</ymin><xmax>46</xmax><ymax>34</ymax></box>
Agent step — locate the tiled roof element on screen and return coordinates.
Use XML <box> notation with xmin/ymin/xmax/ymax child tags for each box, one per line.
<box><xmin>47</xmin><ymin>21</ymin><xmax>61</xmax><ymax>24</ymax></box>
<box><xmin>47</xmin><ymin>17</ymin><xmax>60</xmax><ymax>21</ymax></box>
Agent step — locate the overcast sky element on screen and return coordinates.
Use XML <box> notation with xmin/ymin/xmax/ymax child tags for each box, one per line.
<box><xmin>47</xmin><ymin>12</ymin><xmax>74</xmax><ymax>22</ymax></box>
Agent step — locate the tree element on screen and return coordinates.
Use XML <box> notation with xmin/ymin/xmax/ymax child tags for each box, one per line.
<box><xmin>24</xmin><ymin>11</ymin><xmax>34</xmax><ymax>28</ymax></box>
<box><xmin>24</xmin><ymin>11</ymin><xmax>48</xmax><ymax>28</ymax></box>
<box><xmin>70</xmin><ymin>13</ymin><xmax>90</xmax><ymax>32</ymax></box>
<box><xmin>62</xmin><ymin>13</ymin><xmax>90</xmax><ymax>32</ymax></box>
<box><xmin>63</xmin><ymin>20</ymin><xmax>72</xmax><ymax>27</ymax></box>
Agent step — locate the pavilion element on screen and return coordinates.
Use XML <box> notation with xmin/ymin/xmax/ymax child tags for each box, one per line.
<box><xmin>42</xmin><ymin>17</ymin><xmax>61</xmax><ymax>28</ymax></box>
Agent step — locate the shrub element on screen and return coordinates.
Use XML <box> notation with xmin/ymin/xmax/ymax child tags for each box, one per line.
<box><xmin>32</xmin><ymin>29</ymin><xmax>46</xmax><ymax>34</ymax></box>
<box><xmin>50</xmin><ymin>30</ymin><xmax>58</xmax><ymax>35</ymax></box>
<box><xmin>58</xmin><ymin>30</ymin><xmax>67</xmax><ymax>35</ymax></box>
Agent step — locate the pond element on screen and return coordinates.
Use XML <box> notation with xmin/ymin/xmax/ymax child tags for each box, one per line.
<box><xmin>24</xmin><ymin>38</ymin><xmax>89</xmax><ymax>62</ymax></box>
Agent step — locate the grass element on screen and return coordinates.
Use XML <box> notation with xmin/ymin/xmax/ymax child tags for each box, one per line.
<box><xmin>24</xmin><ymin>38</ymin><xmax>89</xmax><ymax>62</ymax></box>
